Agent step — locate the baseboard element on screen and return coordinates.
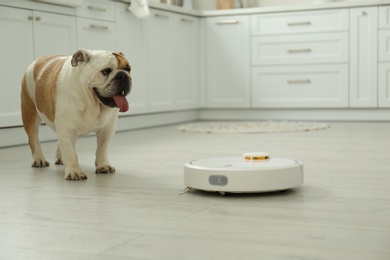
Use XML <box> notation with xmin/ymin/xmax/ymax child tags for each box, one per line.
<box><xmin>198</xmin><ymin>108</ymin><xmax>390</xmax><ymax>122</ymax></box>
<box><xmin>2</xmin><ymin>108</ymin><xmax>390</xmax><ymax>148</ymax></box>
<box><xmin>0</xmin><ymin>110</ymin><xmax>198</xmax><ymax>148</ymax></box>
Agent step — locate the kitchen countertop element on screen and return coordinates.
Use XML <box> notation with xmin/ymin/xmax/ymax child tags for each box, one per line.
<box><xmin>146</xmin><ymin>0</ymin><xmax>390</xmax><ymax>16</ymax></box>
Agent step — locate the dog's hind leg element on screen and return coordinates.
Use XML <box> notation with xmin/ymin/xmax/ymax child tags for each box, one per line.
<box><xmin>21</xmin><ymin>74</ymin><xmax>49</xmax><ymax>168</ymax></box>
<box><xmin>55</xmin><ymin>142</ymin><xmax>63</xmax><ymax>165</ymax></box>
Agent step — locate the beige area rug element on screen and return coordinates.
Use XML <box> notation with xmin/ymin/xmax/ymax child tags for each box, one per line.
<box><xmin>177</xmin><ymin>121</ymin><xmax>330</xmax><ymax>134</ymax></box>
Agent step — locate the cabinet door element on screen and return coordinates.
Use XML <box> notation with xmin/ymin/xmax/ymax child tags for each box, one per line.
<box><xmin>33</xmin><ymin>11</ymin><xmax>77</xmax><ymax>57</ymax></box>
<box><xmin>350</xmin><ymin>7</ymin><xmax>378</xmax><ymax>108</ymax></box>
<box><xmin>379</xmin><ymin>6</ymin><xmax>390</xmax><ymax>29</ymax></box>
<box><xmin>146</xmin><ymin>10</ymin><xmax>173</xmax><ymax>112</ymax></box>
<box><xmin>0</xmin><ymin>6</ymin><xmax>34</xmax><ymax>127</ymax></box>
<box><xmin>115</xmin><ymin>3</ymin><xmax>147</xmax><ymax>115</ymax></box>
<box><xmin>77</xmin><ymin>17</ymin><xmax>116</xmax><ymax>50</ymax></box>
<box><xmin>379</xmin><ymin>63</ymin><xmax>390</xmax><ymax>107</ymax></box>
<box><xmin>172</xmin><ymin>14</ymin><xmax>199</xmax><ymax>110</ymax></box>
<box><xmin>205</xmin><ymin>16</ymin><xmax>250</xmax><ymax>108</ymax></box>
<box><xmin>379</xmin><ymin>30</ymin><xmax>390</xmax><ymax>62</ymax></box>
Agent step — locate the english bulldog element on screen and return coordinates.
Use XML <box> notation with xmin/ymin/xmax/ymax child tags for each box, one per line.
<box><xmin>21</xmin><ymin>49</ymin><xmax>132</xmax><ymax>181</ymax></box>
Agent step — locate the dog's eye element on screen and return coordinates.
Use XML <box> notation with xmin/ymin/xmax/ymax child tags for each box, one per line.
<box><xmin>102</xmin><ymin>68</ymin><xmax>112</xmax><ymax>76</ymax></box>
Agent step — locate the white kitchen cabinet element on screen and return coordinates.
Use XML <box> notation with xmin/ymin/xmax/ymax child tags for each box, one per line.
<box><xmin>251</xmin><ymin>9</ymin><xmax>349</xmax><ymax>109</ymax></box>
<box><xmin>0</xmin><ymin>6</ymin><xmax>34</xmax><ymax>128</ymax></box>
<box><xmin>252</xmin><ymin>64</ymin><xmax>349</xmax><ymax>108</ymax></box>
<box><xmin>115</xmin><ymin>3</ymin><xmax>147</xmax><ymax>115</ymax></box>
<box><xmin>0</xmin><ymin>6</ymin><xmax>76</xmax><ymax>128</ymax></box>
<box><xmin>205</xmin><ymin>16</ymin><xmax>250</xmax><ymax>108</ymax></box>
<box><xmin>145</xmin><ymin>9</ymin><xmax>174</xmax><ymax>112</ymax></box>
<box><xmin>379</xmin><ymin>7</ymin><xmax>390</xmax><ymax>108</ymax></box>
<box><xmin>146</xmin><ymin>10</ymin><xmax>199</xmax><ymax>112</ymax></box>
<box><xmin>350</xmin><ymin>7</ymin><xmax>378</xmax><ymax>108</ymax></box>
<box><xmin>379</xmin><ymin>63</ymin><xmax>390</xmax><ymax>107</ymax></box>
<box><xmin>172</xmin><ymin>14</ymin><xmax>199</xmax><ymax>110</ymax></box>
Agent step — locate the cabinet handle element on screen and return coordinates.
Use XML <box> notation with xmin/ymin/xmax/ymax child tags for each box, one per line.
<box><xmin>287</xmin><ymin>48</ymin><xmax>312</xmax><ymax>53</ymax></box>
<box><xmin>287</xmin><ymin>21</ymin><xmax>311</xmax><ymax>26</ymax></box>
<box><xmin>216</xmin><ymin>19</ymin><xmax>239</xmax><ymax>25</ymax></box>
<box><xmin>287</xmin><ymin>79</ymin><xmax>311</xmax><ymax>84</ymax></box>
<box><xmin>87</xmin><ymin>5</ymin><xmax>107</xmax><ymax>12</ymax></box>
<box><xmin>28</xmin><ymin>16</ymin><xmax>41</xmax><ymax>21</ymax></box>
<box><xmin>89</xmin><ymin>24</ymin><xmax>109</xmax><ymax>30</ymax></box>
<box><xmin>155</xmin><ymin>13</ymin><xmax>169</xmax><ymax>19</ymax></box>
<box><xmin>181</xmin><ymin>18</ymin><xmax>193</xmax><ymax>23</ymax></box>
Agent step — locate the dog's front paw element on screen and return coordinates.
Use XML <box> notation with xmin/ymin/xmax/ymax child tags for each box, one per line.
<box><xmin>95</xmin><ymin>164</ymin><xmax>116</xmax><ymax>174</ymax></box>
<box><xmin>32</xmin><ymin>159</ymin><xmax>50</xmax><ymax>168</ymax></box>
<box><xmin>65</xmin><ymin>168</ymin><xmax>88</xmax><ymax>181</ymax></box>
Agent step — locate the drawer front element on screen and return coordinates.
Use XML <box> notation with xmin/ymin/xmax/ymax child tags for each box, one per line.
<box><xmin>252</xmin><ymin>32</ymin><xmax>348</xmax><ymax>65</ymax></box>
<box><xmin>251</xmin><ymin>64</ymin><xmax>348</xmax><ymax>108</ymax></box>
<box><xmin>251</xmin><ymin>9</ymin><xmax>349</xmax><ymax>35</ymax></box>
<box><xmin>379</xmin><ymin>30</ymin><xmax>390</xmax><ymax>62</ymax></box>
<box><xmin>77</xmin><ymin>18</ymin><xmax>116</xmax><ymax>50</ymax></box>
<box><xmin>77</xmin><ymin>0</ymin><xmax>116</xmax><ymax>21</ymax></box>
<box><xmin>379</xmin><ymin>6</ymin><xmax>390</xmax><ymax>29</ymax></box>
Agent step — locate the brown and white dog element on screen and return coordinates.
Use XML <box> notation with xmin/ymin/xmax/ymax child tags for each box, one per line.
<box><xmin>21</xmin><ymin>49</ymin><xmax>132</xmax><ymax>181</ymax></box>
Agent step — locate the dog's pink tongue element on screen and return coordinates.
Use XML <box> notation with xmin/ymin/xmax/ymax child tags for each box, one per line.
<box><xmin>112</xmin><ymin>95</ymin><xmax>129</xmax><ymax>112</ymax></box>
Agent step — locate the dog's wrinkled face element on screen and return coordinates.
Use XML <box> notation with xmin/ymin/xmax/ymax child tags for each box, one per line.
<box><xmin>71</xmin><ymin>49</ymin><xmax>132</xmax><ymax>112</ymax></box>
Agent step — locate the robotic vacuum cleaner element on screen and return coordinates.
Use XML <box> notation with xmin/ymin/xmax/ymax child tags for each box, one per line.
<box><xmin>184</xmin><ymin>152</ymin><xmax>303</xmax><ymax>194</ymax></box>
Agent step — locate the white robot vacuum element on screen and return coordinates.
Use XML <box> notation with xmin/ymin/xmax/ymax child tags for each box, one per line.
<box><xmin>184</xmin><ymin>152</ymin><xmax>303</xmax><ymax>195</ymax></box>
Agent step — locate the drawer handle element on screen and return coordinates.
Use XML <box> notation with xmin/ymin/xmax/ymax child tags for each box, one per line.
<box><xmin>288</xmin><ymin>79</ymin><xmax>312</xmax><ymax>84</ymax></box>
<box><xmin>181</xmin><ymin>18</ymin><xmax>193</xmax><ymax>23</ymax></box>
<box><xmin>89</xmin><ymin>24</ymin><xmax>109</xmax><ymax>30</ymax></box>
<box><xmin>28</xmin><ymin>16</ymin><xmax>41</xmax><ymax>21</ymax></box>
<box><xmin>88</xmin><ymin>5</ymin><xmax>107</xmax><ymax>12</ymax></box>
<box><xmin>217</xmin><ymin>19</ymin><xmax>239</xmax><ymax>25</ymax></box>
<box><xmin>155</xmin><ymin>13</ymin><xmax>169</xmax><ymax>19</ymax></box>
<box><xmin>287</xmin><ymin>21</ymin><xmax>311</xmax><ymax>26</ymax></box>
<box><xmin>287</xmin><ymin>48</ymin><xmax>312</xmax><ymax>53</ymax></box>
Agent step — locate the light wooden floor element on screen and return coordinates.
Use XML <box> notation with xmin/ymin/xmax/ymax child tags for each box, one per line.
<box><xmin>1</xmin><ymin>122</ymin><xmax>390</xmax><ymax>259</ymax></box>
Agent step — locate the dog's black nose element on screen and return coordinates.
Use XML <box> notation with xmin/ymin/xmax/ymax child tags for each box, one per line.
<box><xmin>116</xmin><ymin>71</ymin><xmax>128</xmax><ymax>80</ymax></box>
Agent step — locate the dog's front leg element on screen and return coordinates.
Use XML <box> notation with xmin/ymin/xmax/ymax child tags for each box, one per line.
<box><xmin>95</xmin><ymin>117</ymin><xmax>117</xmax><ymax>174</ymax></box>
<box><xmin>57</xmin><ymin>131</ymin><xmax>87</xmax><ymax>180</ymax></box>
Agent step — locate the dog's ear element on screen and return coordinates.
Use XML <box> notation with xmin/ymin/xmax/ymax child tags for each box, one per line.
<box><xmin>71</xmin><ymin>49</ymin><xmax>90</xmax><ymax>67</ymax></box>
<box><xmin>113</xmin><ymin>52</ymin><xmax>125</xmax><ymax>57</ymax></box>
